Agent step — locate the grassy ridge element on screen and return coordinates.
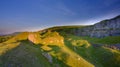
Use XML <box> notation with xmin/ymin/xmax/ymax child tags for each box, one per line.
<box><xmin>0</xmin><ymin>26</ymin><xmax>120</xmax><ymax>67</ymax></box>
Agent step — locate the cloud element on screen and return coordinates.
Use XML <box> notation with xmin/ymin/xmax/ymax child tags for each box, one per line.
<box><xmin>39</xmin><ymin>1</ymin><xmax>76</xmax><ymax>16</ymax></box>
<box><xmin>56</xmin><ymin>3</ymin><xmax>76</xmax><ymax>15</ymax></box>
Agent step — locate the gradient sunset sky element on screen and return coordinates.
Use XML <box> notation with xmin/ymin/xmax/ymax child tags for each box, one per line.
<box><xmin>0</xmin><ymin>0</ymin><xmax>120</xmax><ymax>34</ymax></box>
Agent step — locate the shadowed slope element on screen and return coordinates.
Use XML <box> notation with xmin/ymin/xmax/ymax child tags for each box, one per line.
<box><xmin>0</xmin><ymin>40</ymin><xmax>52</xmax><ymax>67</ymax></box>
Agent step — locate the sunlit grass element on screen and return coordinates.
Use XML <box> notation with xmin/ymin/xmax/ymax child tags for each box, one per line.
<box><xmin>63</xmin><ymin>34</ymin><xmax>120</xmax><ymax>67</ymax></box>
<box><xmin>0</xmin><ymin>29</ymin><xmax>120</xmax><ymax>67</ymax></box>
<box><xmin>41</xmin><ymin>46</ymin><xmax>52</xmax><ymax>51</ymax></box>
<box><xmin>37</xmin><ymin>31</ymin><xmax>94</xmax><ymax>67</ymax></box>
<box><xmin>49</xmin><ymin>45</ymin><xmax>94</xmax><ymax>67</ymax></box>
<box><xmin>0</xmin><ymin>42</ymin><xmax>20</xmax><ymax>55</ymax></box>
<box><xmin>5</xmin><ymin>32</ymin><xmax>29</xmax><ymax>43</ymax></box>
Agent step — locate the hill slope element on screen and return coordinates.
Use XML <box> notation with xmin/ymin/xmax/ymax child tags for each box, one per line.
<box><xmin>0</xmin><ymin>15</ymin><xmax>120</xmax><ymax>67</ymax></box>
<box><xmin>42</xmin><ymin>15</ymin><xmax>120</xmax><ymax>38</ymax></box>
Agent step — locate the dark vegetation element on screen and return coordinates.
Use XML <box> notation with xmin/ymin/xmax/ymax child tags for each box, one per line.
<box><xmin>0</xmin><ymin>35</ymin><xmax>13</xmax><ymax>43</ymax></box>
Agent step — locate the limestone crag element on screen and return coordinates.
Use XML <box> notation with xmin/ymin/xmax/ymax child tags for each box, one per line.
<box><xmin>74</xmin><ymin>15</ymin><xmax>120</xmax><ymax>37</ymax></box>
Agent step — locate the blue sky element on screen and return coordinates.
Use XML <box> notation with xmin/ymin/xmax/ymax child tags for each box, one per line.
<box><xmin>0</xmin><ymin>0</ymin><xmax>120</xmax><ymax>34</ymax></box>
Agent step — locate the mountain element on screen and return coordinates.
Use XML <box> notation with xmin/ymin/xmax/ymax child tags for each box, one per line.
<box><xmin>0</xmin><ymin>15</ymin><xmax>120</xmax><ymax>67</ymax></box>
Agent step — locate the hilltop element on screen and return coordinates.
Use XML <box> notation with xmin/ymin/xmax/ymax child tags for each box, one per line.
<box><xmin>42</xmin><ymin>15</ymin><xmax>120</xmax><ymax>38</ymax></box>
<box><xmin>0</xmin><ymin>15</ymin><xmax>120</xmax><ymax>67</ymax></box>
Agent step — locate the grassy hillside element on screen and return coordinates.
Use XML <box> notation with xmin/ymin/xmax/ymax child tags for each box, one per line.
<box><xmin>0</xmin><ymin>35</ymin><xmax>13</xmax><ymax>43</ymax></box>
<box><xmin>0</xmin><ymin>26</ymin><xmax>120</xmax><ymax>67</ymax></box>
<box><xmin>63</xmin><ymin>34</ymin><xmax>120</xmax><ymax>67</ymax></box>
<box><xmin>29</xmin><ymin>31</ymin><xmax>94</xmax><ymax>67</ymax></box>
<box><xmin>63</xmin><ymin>34</ymin><xmax>120</xmax><ymax>45</ymax></box>
<box><xmin>5</xmin><ymin>32</ymin><xmax>29</xmax><ymax>43</ymax></box>
<box><xmin>0</xmin><ymin>40</ymin><xmax>52</xmax><ymax>67</ymax></box>
<box><xmin>40</xmin><ymin>25</ymin><xmax>86</xmax><ymax>35</ymax></box>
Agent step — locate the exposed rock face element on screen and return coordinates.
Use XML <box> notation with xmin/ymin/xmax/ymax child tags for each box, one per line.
<box><xmin>28</xmin><ymin>33</ymin><xmax>41</xmax><ymax>44</ymax></box>
<box><xmin>42</xmin><ymin>52</ymin><xmax>53</xmax><ymax>63</ymax></box>
<box><xmin>74</xmin><ymin>15</ymin><xmax>120</xmax><ymax>37</ymax></box>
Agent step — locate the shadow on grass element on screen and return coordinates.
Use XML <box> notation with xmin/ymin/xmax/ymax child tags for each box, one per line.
<box><xmin>0</xmin><ymin>40</ymin><xmax>52</xmax><ymax>67</ymax></box>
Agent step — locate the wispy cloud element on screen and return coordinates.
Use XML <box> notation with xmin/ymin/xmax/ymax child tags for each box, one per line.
<box><xmin>39</xmin><ymin>1</ymin><xmax>76</xmax><ymax>16</ymax></box>
<box><xmin>56</xmin><ymin>3</ymin><xmax>76</xmax><ymax>16</ymax></box>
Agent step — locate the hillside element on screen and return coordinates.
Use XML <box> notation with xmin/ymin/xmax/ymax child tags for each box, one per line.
<box><xmin>0</xmin><ymin>15</ymin><xmax>120</xmax><ymax>67</ymax></box>
<box><xmin>42</xmin><ymin>15</ymin><xmax>120</xmax><ymax>38</ymax></box>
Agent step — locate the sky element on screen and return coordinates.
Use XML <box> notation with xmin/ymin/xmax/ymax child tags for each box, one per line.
<box><xmin>0</xmin><ymin>0</ymin><xmax>120</xmax><ymax>34</ymax></box>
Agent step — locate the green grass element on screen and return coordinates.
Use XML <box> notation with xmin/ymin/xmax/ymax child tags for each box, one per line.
<box><xmin>5</xmin><ymin>32</ymin><xmax>29</xmax><ymax>43</ymax></box>
<box><xmin>0</xmin><ymin>30</ymin><xmax>120</xmax><ymax>67</ymax></box>
<box><xmin>0</xmin><ymin>40</ymin><xmax>52</xmax><ymax>67</ymax></box>
<box><xmin>0</xmin><ymin>35</ymin><xmax>13</xmax><ymax>43</ymax></box>
<box><xmin>63</xmin><ymin>34</ymin><xmax>120</xmax><ymax>67</ymax></box>
<box><xmin>63</xmin><ymin>34</ymin><xmax>120</xmax><ymax>45</ymax></box>
<box><xmin>79</xmin><ymin>36</ymin><xmax>120</xmax><ymax>44</ymax></box>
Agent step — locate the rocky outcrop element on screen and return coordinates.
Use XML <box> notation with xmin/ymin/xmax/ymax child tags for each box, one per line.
<box><xmin>28</xmin><ymin>32</ymin><xmax>41</xmax><ymax>44</ymax></box>
<box><xmin>42</xmin><ymin>52</ymin><xmax>53</xmax><ymax>63</ymax></box>
<box><xmin>39</xmin><ymin>15</ymin><xmax>120</xmax><ymax>38</ymax></box>
<box><xmin>74</xmin><ymin>15</ymin><xmax>120</xmax><ymax>37</ymax></box>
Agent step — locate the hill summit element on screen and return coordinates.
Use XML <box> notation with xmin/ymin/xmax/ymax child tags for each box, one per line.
<box><xmin>0</xmin><ymin>15</ymin><xmax>120</xmax><ymax>67</ymax></box>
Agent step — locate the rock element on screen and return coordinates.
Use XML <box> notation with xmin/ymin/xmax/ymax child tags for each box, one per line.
<box><xmin>73</xmin><ymin>15</ymin><xmax>120</xmax><ymax>38</ymax></box>
<box><xmin>28</xmin><ymin>33</ymin><xmax>41</xmax><ymax>44</ymax></box>
<box><xmin>108</xmin><ymin>44</ymin><xmax>120</xmax><ymax>50</ymax></box>
<box><xmin>42</xmin><ymin>52</ymin><xmax>53</xmax><ymax>63</ymax></box>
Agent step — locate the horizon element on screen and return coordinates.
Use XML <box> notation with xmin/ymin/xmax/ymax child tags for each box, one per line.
<box><xmin>0</xmin><ymin>0</ymin><xmax>120</xmax><ymax>34</ymax></box>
